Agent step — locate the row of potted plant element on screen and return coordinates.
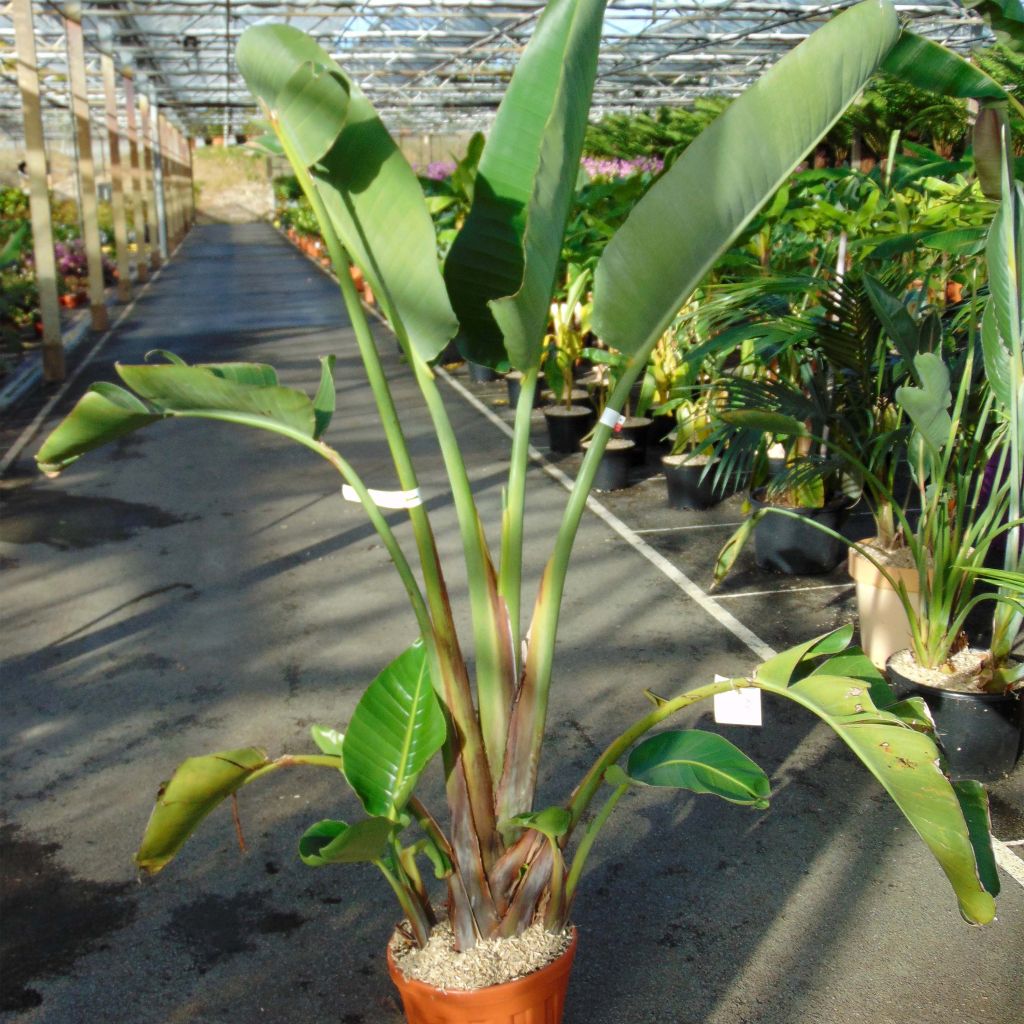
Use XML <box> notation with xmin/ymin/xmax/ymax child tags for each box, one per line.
<box><xmin>32</xmin><ymin>2</ymin><xmax>1020</xmax><ymax>1022</ymax></box>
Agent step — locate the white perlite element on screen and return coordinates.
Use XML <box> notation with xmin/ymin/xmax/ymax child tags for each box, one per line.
<box><xmin>890</xmin><ymin>647</ymin><xmax>991</xmax><ymax>693</ymax></box>
<box><xmin>390</xmin><ymin>921</ymin><xmax>572</xmax><ymax>991</ymax></box>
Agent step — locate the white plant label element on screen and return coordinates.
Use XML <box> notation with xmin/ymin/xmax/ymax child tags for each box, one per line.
<box><xmin>713</xmin><ymin>674</ymin><xmax>763</xmax><ymax>726</ymax></box>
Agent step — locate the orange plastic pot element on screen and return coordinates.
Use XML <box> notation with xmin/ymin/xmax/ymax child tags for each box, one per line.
<box><xmin>386</xmin><ymin>929</ymin><xmax>577</xmax><ymax>1024</ymax></box>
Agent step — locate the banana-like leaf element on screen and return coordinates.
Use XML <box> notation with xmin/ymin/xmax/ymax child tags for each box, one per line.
<box><xmin>862</xmin><ymin>274</ymin><xmax>922</xmax><ymax>373</ymax></box>
<box><xmin>237</xmin><ymin>24</ymin><xmax>457</xmax><ymax>363</ymax></box>
<box><xmin>35</xmin><ymin>358</ymin><xmax>332</xmax><ymax>477</ymax></box>
<box><xmin>881</xmin><ymin>32</ymin><xmax>1007</xmax><ymax>101</ymax></box>
<box><xmin>444</xmin><ymin>0</ymin><xmax>607</xmax><ymax>369</ymax></box>
<box><xmin>895</xmin><ymin>352</ymin><xmax>952</xmax><ymax>455</ymax></box>
<box><xmin>716</xmin><ymin>410</ymin><xmax>809</xmax><ymax>437</ymax></box>
<box><xmin>919</xmin><ymin>227</ymin><xmax>988</xmax><ymax>257</ymax></box>
<box><xmin>625</xmin><ymin>730</ymin><xmax>771</xmax><ymax>809</ymax></box>
<box><xmin>984</xmin><ymin>180</ymin><xmax>1023</xmax><ymax>409</ymax></box>
<box><xmin>751</xmin><ymin>636</ymin><xmax>998</xmax><ymax>925</ymax></box>
<box><xmin>278</xmin><ymin>60</ymin><xmax>349</xmax><ymax>168</ymax></box>
<box><xmin>342</xmin><ymin>640</ymin><xmax>446</xmax><ymax>820</ymax></box>
<box><xmin>310</xmin><ymin>724</ymin><xmax>344</xmax><ymax>759</ymax></box>
<box><xmin>974</xmin><ymin>105</ymin><xmax>1010</xmax><ymax>201</ymax></box>
<box><xmin>298</xmin><ymin>817</ymin><xmax>395</xmax><ymax>867</ymax></box>
<box><xmin>36</xmin><ymin>385</ymin><xmax>160</xmax><ymax>476</ymax></box>
<box><xmin>592</xmin><ymin>0</ymin><xmax>900</xmax><ymax>359</ymax></box>
<box><xmin>498</xmin><ymin>806</ymin><xmax>572</xmax><ymax>845</ymax></box>
<box><xmin>135</xmin><ymin>748</ymin><xmax>272</xmax><ymax>874</ymax></box>
<box><xmin>313</xmin><ymin>354</ymin><xmax>336</xmax><ymax>439</ymax></box>
<box><xmin>967</xmin><ymin>0</ymin><xmax>1024</xmax><ymax>52</ymax></box>
<box><xmin>758</xmin><ymin>624</ymin><xmax>857</xmax><ymax>688</ymax></box>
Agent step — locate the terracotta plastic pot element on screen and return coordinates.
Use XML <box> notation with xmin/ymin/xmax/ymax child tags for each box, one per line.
<box><xmin>847</xmin><ymin>544</ymin><xmax>922</xmax><ymax>671</ymax></box>
<box><xmin>886</xmin><ymin>651</ymin><xmax>1023</xmax><ymax>781</ymax></box>
<box><xmin>387</xmin><ymin>929</ymin><xmax>578</xmax><ymax>1024</ymax></box>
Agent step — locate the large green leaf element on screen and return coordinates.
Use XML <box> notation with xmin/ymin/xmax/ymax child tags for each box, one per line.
<box><xmin>984</xmin><ymin>180</ymin><xmax>1023</xmax><ymax>409</ymax></box>
<box><xmin>135</xmin><ymin>748</ymin><xmax>272</xmax><ymax>874</ymax></box>
<box><xmin>117</xmin><ymin>363</ymin><xmax>316</xmax><ymax>436</ymax></box>
<box><xmin>36</xmin><ymin>384</ymin><xmax>160</xmax><ymax>476</ymax></box>
<box><xmin>881</xmin><ymin>32</ymin><xmax>1007</xmax><ymax>100</ymax></box>
<box><xmin>342</xmin><ymin>640</ymin><xmax>446</xmax><ymax>820</ymax></box>
<box><xmin>625</xmin><ymin>730</ymin><xmax>771</xmax><ymax>809</ymax></box>
<box><xmin>35</xmin><ymin>358</ymin><xmax>330</xmax><ymax>477</ymax></box>
<box><xmin>445</xmin><ymin>0</ymin><xmax>607</xmax><ymax>369</ymax></box>
<box><xmin>895</xmin><ymin>352</ymin><xmax>952</xmax><ymax>455</ymax></box>
<box><xmin>751</xmin><ymin>638</ymin><xmax>998</xmax><ymax>925</ymax></box>
<box><xmin>592</xmin><ymin>0</ymin><xmax>900</xmax><ymax>359</ymax></box>
<box><xmin>237</xmin><ymin>24</ymin><xmax>457</xmax><ymax>363</ymax></box>
<box><xmin>298</xmin><ymin>817</ymin><xmax>395</xmax><ymax>867</ymax></box>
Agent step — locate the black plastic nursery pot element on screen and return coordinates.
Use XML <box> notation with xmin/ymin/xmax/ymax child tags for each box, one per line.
<box><xmin>749</xmin><ymin>490</ymin><xmax>849</xmax><ymax>575</ymax></box>
<box><xmin>886</xmin><ymin>653</ymin><xmax>1023</xmax><ymax>781</ymax></box>
<box><xmin>543</xmin><ymin>404</ymin><xmax>595</xmax><ymax>454</ymax></box>
<box><xmin>662</xmin><ymin>454</ymin><xmax>720</xmax><ymax>510</ymax></box>
<box><xmin>582</xmin><ymin>438</ymin><xmax>635</xmax><ymax>491</ymax></box>
<box><xmin>505</xmin><ymin>371</ymin><xmax>541</xmax><ymax>408</ymax></box>
<box><xmin>468</xmin><ymin>361</ymin><xmax>499</xmax><ymax>383</ymax></box>
<box><xmin>541</xmin><ymin>386</ymin><xmax>592</xmax><ymax>409</ymax></box>
<box><xmin>617</xmin><ymin>416</ymin><xmax>652</xmax><ymax>465</ymax></box>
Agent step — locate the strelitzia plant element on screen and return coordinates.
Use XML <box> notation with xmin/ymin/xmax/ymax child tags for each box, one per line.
<box><xmin>35</xmin><ymin>0</ymin><xmax>1004</xmax><ymax>972</ymax></box>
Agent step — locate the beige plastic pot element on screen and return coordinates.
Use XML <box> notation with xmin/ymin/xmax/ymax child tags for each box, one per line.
<box><xmin>847</xmin><ymin>543</ymin><xmax>923</xmax><ymax>671</ymax></box>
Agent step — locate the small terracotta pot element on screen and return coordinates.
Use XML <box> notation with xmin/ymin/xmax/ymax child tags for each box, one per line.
<box><xmin>387</xmin><ymin>929</ymin><xmax>577</xmax><ymax>1024</ymax></box>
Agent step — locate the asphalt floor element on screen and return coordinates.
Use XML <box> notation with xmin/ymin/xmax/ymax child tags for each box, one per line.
<box><xmin>1</xmin><ymin>222</ymin><xmax>1022</xmax><ymax>1024</ymax></box>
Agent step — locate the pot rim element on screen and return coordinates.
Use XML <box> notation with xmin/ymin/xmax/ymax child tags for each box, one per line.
<box><xmin>386</xmin><ymin>925</ymin><xmax>578</xmax><ymax>1001</ymax></box>
<box><xmin>749</xmin><ymin>486</ymin><xmax>850</xmax><ymax>515</ymax></box>
<box><xmin>847</xmin><ymin>541</ymin><xmax>923</xmax><ymax>592</ymax></box>
<box><xmin>885</xmin><ymin>649</ymin><xmax>1022</xmax><ymax>702</ymax></box>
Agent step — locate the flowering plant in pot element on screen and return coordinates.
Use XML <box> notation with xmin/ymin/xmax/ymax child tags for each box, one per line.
<box><xmin>34</xmin><ymin>2</ymin><xmax>1005</xmax><ymax>1020</ymax></box>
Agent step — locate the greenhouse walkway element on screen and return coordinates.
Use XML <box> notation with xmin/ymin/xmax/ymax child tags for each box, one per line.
<box><xmin>1</xmin><ymin>222</ymin><xmax>1022</xmax><ymax>1024</ymax></box>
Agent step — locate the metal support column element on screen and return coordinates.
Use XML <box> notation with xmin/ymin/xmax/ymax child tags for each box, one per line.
<box><xmin>123</xmin><ymin>72</ymin><xmax>148</xmax><ymax>281</ymax></box>
<box><xmin>12</xmin><ymin>0</ymin><xmax>63</xmax><ymax>381</ymax></box>
<box><xmin>101</xmin><ymin>49</ymin><xmax>130</xmax><ymax>302</ymax></box>
<box><xmin>65</xmin><ymin>11</ymin><xmax>109</xmax><ymax>331</ymax></box>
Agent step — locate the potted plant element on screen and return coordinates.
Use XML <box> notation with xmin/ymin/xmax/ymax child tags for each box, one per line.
<box><xmin>33</xmin><ymin>3</ymin><xmax>1005</xmax><ymax>1020</ymax></box>
<box><xmin>541</xmin><ymin>264</ymin><xmax>596</xmax><ymax>452</ymax></box>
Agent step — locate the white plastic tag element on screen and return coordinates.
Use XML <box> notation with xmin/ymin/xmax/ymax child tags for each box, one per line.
<box><xmin>341</xmin><ymin>484</ymin><xmax>423</xmax><ymax>510</ymax></box>
<box><xmin>599</xmin><ymin>408</ymin><xmax>626</xmax><ymax>430</ymax></box>
<box><xmin>713</xmin><ymin>674</ymin><xmax>762</xmax><ymax>726</ymax></box>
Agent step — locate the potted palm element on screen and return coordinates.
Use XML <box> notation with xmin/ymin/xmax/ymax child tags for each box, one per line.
<box><xmin>34</xmin><ymin>3</ymin><xmax>1006</xmax><ymax>1020</ymax></box>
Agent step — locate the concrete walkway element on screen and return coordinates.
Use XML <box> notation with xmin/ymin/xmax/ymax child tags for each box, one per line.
<box><xmin>1</xmin><ymin>223</ymin><xmax>1021</xmax><ymax>1024</ymax></box>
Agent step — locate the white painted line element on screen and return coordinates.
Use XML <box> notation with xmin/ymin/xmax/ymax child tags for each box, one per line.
<box><xmin>994</xmin><ymin>839</ymin><xmax>1024</xmax><ymax>886</ymax></box>
<box><xmin>0</xmin><ymin>237</ymin><xmax>185</xmax><ymax>478</ymax></box>
<box><xmin>714</xmin><ymin>583</ymin><xmax>855</xmax><ymax>600</ymax></box>
<box><xmin>635</xmin><ymin>522</ymin><xmax>747</xmax><ymax>533</ymax></box>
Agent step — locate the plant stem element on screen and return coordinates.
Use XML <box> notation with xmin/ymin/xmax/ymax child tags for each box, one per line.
<box><xmin>562</xmin><ymin>783</ymin><xmax>627</xmax><ymax>912</ymax></box>
<box><xmin>565</xmin><ymin>676</ymin><xmax>742</xmax><ymax>832</ymax></box>
<box><xmin>500</xmin><ymin>365</ymin><xmax>540</xmax><ymax>652</ymax></box>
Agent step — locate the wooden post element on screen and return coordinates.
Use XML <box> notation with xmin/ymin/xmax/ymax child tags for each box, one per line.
<box><xmin>101</xmin><ymin>52</ymin><xmax>131</xmax><ymax>301</ymax></box>
<box><xmin>138</xmin><ymin>89</ymin><xmax>162</xmax><ymax>266</ymax></box>
<box><xmin>188</xmin><ymin>135</ymin><xmax>196</xmax><ymax>226</ymax></box>
<box><xmin>164</xmin><ymin>117</ymin><xmax>181</xmax><ymax>247</ymax></box>
<box><xmin>12</xmin><ymin>0</ymin><xmax>63</xmax><ymax>380</ymax></box>
<box><xmin>65</xmin><ymin>12</ymin><xmax>108</xmax><ymax>330</ymax></box>
<box><xmin>122</xmin><ymin>73</ymin><xmax>148</xmax><ymax>281</ymax></box>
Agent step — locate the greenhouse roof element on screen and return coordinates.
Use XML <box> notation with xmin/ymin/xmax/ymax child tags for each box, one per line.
<box><xmin>0</xmin><ymin>1</ymin><xmax>994</xmax><ymax>139</ymax></box>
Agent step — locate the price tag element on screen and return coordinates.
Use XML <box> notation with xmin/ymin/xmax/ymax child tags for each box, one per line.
<box><xmin>713</xmin><ymin>674</ymin><xmax>762</xmax><ymax>726</ymax></box>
